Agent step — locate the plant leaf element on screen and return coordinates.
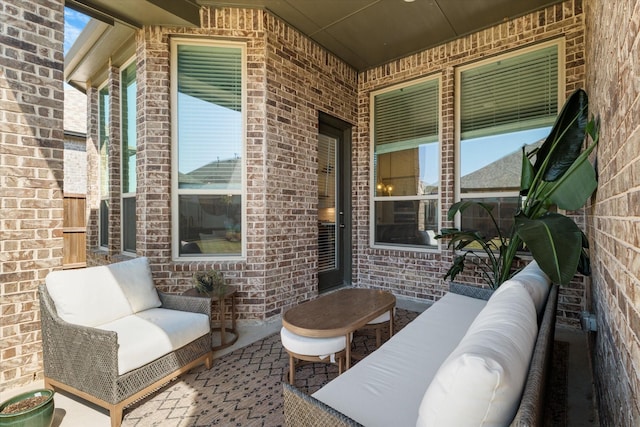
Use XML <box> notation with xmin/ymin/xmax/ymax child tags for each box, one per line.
<box><xmin>444</xmin><ymin>254</ymin><xmax>467</xmax><ymax>281</ymax></box>
<box><xmin>534</xmin><ymin>89</ymin><xmax>589</xmax><ymax>181</ymax></box>
<box><xmin>446</xmin><ymin>200</ymin><xmax>494</xmax><ymax>221</ymax></box>
<box><xmin>514</xmin><ymin>212</ymin><xmax>583</xmax><ymax>285</ymax></box>
<box><xmin>547</xmin><ymin>153</ymin><xmax>597</xmax><ymax>210</ymax></box>
<box><xmin>520</xmin><ymin>145</ymin><xmax>535</xmax><ymax>196</ymax></box>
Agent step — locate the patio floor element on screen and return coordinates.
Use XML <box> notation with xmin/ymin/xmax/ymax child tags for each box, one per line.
<box><xmin>4</xmin><ymin>297</ymin><xmax>598</xmax><ymax>426</ymax></box>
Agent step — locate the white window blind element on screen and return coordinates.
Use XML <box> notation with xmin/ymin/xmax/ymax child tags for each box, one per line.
<box><xmin>460</xmin><ymin>45</ymin><xmax>558</xmax><ymax>140</ymax></box>
<box><xmin>374</xmin><ymin>79</ymin><xmax>439</xmax><ymax>154</ymax></box>
<box><xmin>177</xmin><ymin>44</ymin><xmax>243</xmax><ymax>190</ymax></box>
<box><xmin>177</xmin><ymin>45</ymin><xmax>242</xmax><ymax>110</ymax></box>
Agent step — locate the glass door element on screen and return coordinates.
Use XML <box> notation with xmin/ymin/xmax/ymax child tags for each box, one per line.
<box><xmin>318</xmin><ymin>120</ymin><xmax>350</xmax><ymax>292</ymax></box>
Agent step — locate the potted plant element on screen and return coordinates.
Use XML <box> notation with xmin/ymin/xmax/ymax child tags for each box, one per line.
<box><xmin>0</xmin><ymin>388</ymin><xmax>55</xmax><ymax>427</ymax></box>
<box><xmin>193</xmin><ymin>269</ymin><xmax>227</xmax><ymax>297</ymax></box>
<box><xmin>437</xmin><ymin>89</ymin><xmax>600</xmax><ymax>288</ymax></box>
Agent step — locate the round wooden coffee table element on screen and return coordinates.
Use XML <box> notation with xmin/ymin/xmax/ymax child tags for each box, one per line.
<box><xmin>282</xmin><ymin>288</ymin><xmax>395</xmax><ymax>369</ymax></box>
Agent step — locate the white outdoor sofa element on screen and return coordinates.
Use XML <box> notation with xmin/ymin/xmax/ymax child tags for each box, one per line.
<box><xmin>283</xmin><ymin>261</ymin><xmax>558</xmax><ymax>426</ymax></box>
<box><xmin>39</xmin><ymin>257</ymin><xmax>213</xmax><ymax>427</ymax></box>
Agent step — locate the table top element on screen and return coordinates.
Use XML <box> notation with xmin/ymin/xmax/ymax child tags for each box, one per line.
<box><xmin>282</xmin><ymin>288</ymin><xmax>395</xmax><ymax>338</ymax></box>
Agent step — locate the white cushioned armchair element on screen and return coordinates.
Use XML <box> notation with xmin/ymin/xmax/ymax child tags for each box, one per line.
<box><xmin>39</xmin><ymin>257</ymin><xmax>213</xmax><ymax>427</ymax></box>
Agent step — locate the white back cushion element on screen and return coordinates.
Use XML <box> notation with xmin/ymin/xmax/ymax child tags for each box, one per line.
<box><xmin>46</xmin><ymin>264</ymin><xmax>134</xmax><ymax>327</ymax></box>
<box><xmin>417</xmin><ymin>284</ymin><xmax>538</xmax><ymax>427</ymax></box>
<box><xmin>510</xmin><ymin>260</ymin><xmax>551</xmax><ymax>316</ymax></box>
<box><xmin>45</xmin><ymin>257</ymin><xmax>161</xmax><ymax>327</ymax></box>
<box><xmin>107</xmin><ymin>257</ymin><xmax>161</xmax><ymax>313</ymax></box>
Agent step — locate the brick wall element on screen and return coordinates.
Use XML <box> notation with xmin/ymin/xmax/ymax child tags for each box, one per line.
<box><xmin>354</xmin><ymin>0</ymin><xmax>588</xmax><ymax>327</ymax></box>
<box><xmin>0</xmin><ymin>0</ymin><xmax>64</xmax><ymax>390</ymax></box>
<box><xmin>86</xmin><ymin>8</ymin><xmax>358</xmax><ymax>321</ymax></box>
<box><xmin>63</xmin><ymin>88</ymin><xmax>87</xmax><ymax>195</ymax></box>
<box><xmin>63</xmin><ymin>138</ymin><xmax>86</xmax><ymax>194</ymax></box>
<box><xmin>263</xmin><ymin>14</ymin><xmax>358</xmax><ymax>316</ymax></box>
<box><xmin>585</xmin><ymin>0</ymin><xmax>640</xmax><ymax>423</ymax></box>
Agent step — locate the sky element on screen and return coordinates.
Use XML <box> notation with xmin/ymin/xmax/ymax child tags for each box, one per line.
<box><xmin>64</xmin><ymin>7</ymin><xmax>90</xmax><ymax>56</ymax></box>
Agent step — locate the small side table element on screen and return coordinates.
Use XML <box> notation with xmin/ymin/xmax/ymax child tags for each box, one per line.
<box><xmin>183</xmin><ymin>287</ymin><xmax>239</xmax><ymax>350</ymax></box>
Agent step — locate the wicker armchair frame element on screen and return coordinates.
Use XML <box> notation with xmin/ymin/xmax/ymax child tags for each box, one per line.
<box><xmin>283</xmin><ymin>284</ymin><xmax>559</xmax><ymax>427</ymax></box>
<box><xmin>39</xmin><ymin>285</ymin><xmax>214</xmax><ymax>427</ymax></box>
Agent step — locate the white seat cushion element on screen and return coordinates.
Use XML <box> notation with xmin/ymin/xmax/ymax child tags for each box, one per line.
<box><xmin>367</xmin><ymin>308</ymin><xmax>394</xmax><ymax>325</ymax></box>
<box><xmin>98</xmin><ymin>308</ymin><xmax>210</xmax><ymax>375</ymax></box>
<box><xmin>417</xmin><ymin>284</ymin><xmax>538</xmax><ymax>427</ymax></box>
<box><xmin>280</xmin><ymin>327</ymin><xmax>346</xmax><ymax>359</ymax></box>
<box><xmin>312</xmin><ymin>293</ymin><xmax>487</xmax><ymax>427</ymax></box>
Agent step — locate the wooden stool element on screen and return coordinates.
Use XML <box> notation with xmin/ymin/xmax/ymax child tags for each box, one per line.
<box><xmin>280</xmin><ymin>327</ymin><xmax>347</xmax><ymax>385</ymax></box>
<box><xmin>360</xmin><ymin>309</ymin><xmax>394</xmax><ymax>348</ymax></box>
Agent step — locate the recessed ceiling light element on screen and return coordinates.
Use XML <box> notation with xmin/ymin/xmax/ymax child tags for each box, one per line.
<box><xmin>404</xmin><ymin>0</ymin><xmax>416</xmax><ymax>3</ymax></box>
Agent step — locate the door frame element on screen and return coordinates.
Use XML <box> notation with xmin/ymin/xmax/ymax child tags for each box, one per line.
<box><xmin>318</xmin><ymin>112</ymin><xmax>352</xmax><ymax>292</ymax></box>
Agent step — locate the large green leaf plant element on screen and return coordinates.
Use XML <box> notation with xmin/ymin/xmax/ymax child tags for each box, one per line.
<box><xmin>437</xmin><ymin>89</ymin><xmax>600</xmax><ymax>288</ymax></box>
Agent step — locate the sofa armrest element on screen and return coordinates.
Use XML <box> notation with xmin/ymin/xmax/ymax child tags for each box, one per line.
<box><xmin>158</xmin><ymin>291</ymin><xmax>212</xmax><ymax>320</ymax></box>
<box><xmin>510</xmin><ymin>283</ymin><xmax>559</xmax><ymax>427</ymax></box>
<box><xmin>283</xmin><ymin>383</ymin><xmax>362</xmax><ymax>427</ymax></box>
<box><xmin>39</xmin><ymin>284</ymin><xmax>119</xmax><ymax>392</ymax></box>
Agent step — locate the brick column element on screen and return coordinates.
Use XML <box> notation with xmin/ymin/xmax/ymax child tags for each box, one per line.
<box><xmin>136</xmin><ymin>28</ymin><xmax>173</xmax><ymax>275</ymax></box>
<box><xmin>86</xmin><ymin>86</ymin><xmax>100</xmax><ymax>253</ymax></box>
<box><xmin>0</xmin><ymin>0</ymin><xmax>65</xmax><ymax>390</ymax></box>
<box><xmin>107</xmin><ymin>66</ymin><xmax>121</xmax><ymax>256</ymax></box>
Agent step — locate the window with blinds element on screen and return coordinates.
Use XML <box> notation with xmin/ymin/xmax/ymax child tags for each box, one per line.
<box><xmin>318</xmin><ymin>133</ymin><xmax>337</xmax><ymax>272</ymax></box>
<box><xmin>121</xmin><ymin>60</ymin><xmax>136</xmax><ymax>253</ymax></box>
<box><xmin>374</xmin><ymin>79</ymin><xmax>439</xmax><ymax>154</ymax></box>
<box><xmin>371</xmin><ymin>76</ymin><xmax>440</xmax><ymax>249</ymax></box>
<box><xmin>460</xmin><ymin>44</ymin><xmax>558</xmax><ymax>140</ymax></box>
<box><xmin>171</xmin><ymin>40</ymin><xmax>245</xmax><ymax>259</ymax></box>
<box><xmin>457</xmin><ymin>41</ymin><xmax>561</xmax><ymax>239</ymax></box>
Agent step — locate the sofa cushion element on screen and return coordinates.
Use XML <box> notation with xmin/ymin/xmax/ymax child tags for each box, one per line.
<box><xmin>280</xmin><ymin>327</ymin><xmax>347</xmax><ymax>359</ymax></box>
<box><xmin>46</xmin><ymin>264</ymin><xmax>134</xmax><ymax>327</ymax></box>
<box><xmin>45</xmin><ymin>257</ymin><xmax>162</xmax><ymax>327</ymax></box>
<box><xmin>97</xmin><ymin>308</ymin><xmax>210</xmax><ymax>375</ymax></box>
<box><xmin>510</xmin><ymin>260</ymin><xmax>551</xmax><ymax>316</ymax></box>
<box><xmin>417</xmin><ymin>283</ymin><xmax>538</xmax><ymax>427</ymax></box>
<box><xmin>107</xmin><ymin>257</ymin><xmax>161</xmax><ymax>313</ymax></box>
<box><xmin>312</xmin><ymin>293</ymin><xmax>487</xmax><ymax>427</ymax></box>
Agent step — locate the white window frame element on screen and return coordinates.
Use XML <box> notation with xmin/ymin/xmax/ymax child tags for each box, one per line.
<box><xmin>369</xmin><ymin>74</ymin><xmax>442</xmax><ymax>251</ymax></box>
<box><xmin>120</xmin><ymin>56</ymin><xmax>137</xmax><ymax>255</ymax></box>
<box><xmin>170</xmin><ymin>38</ymin><xmax>247</xmax><ymax>261</ymax></box>
<box><xmin>98</xmin><ymin>80</ymin><xmax>109</xmax><ymax>250</ymax></box>
<box><xmin>454</xmin><ymin>39</ymin><xmax>565</xmax><ymax>228</ymax></box>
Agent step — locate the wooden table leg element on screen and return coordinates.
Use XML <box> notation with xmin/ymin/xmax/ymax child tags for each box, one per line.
<box><xmin>345</xmin><ymin>333</ymin><xmax>351</xmax><ymax>370</ymax></box>
<box><xmin>219</xmin><ymin>298</ymin><xmax>227</xmax><ymax>347</ymax></box>
<box><xmin>389</xmin><ymin>308</ymin><xmax>394</xmax><ymax>339</ymax></box>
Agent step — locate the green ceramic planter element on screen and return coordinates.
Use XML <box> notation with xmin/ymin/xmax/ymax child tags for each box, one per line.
<box><xmin>0</xmin><ymin>389</ymin><xmax>55</xmax><ymax>427</ymax></box>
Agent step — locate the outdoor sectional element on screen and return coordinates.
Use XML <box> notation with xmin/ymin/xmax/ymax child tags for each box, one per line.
<box><xmin>39</xmin><ymin>257</ymin><xmax>213</xmax><ymax>427</ymax></box>
<box><xmin>283</xmin><ymin>261</ymin><xmax>558</xmax><ymax>426</ymax></box>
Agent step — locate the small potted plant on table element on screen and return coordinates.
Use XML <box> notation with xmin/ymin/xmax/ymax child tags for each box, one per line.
<box><xmin>193</xmin><ymin>269</ymin><xmax>226</xmax><ymax>297</ymax></box>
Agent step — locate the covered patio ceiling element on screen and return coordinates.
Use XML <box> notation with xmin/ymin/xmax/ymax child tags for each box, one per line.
<box><xmin>65</xmin><ymin>0</ymin><xmax>565</xmax><ymax>89</ymax></box>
